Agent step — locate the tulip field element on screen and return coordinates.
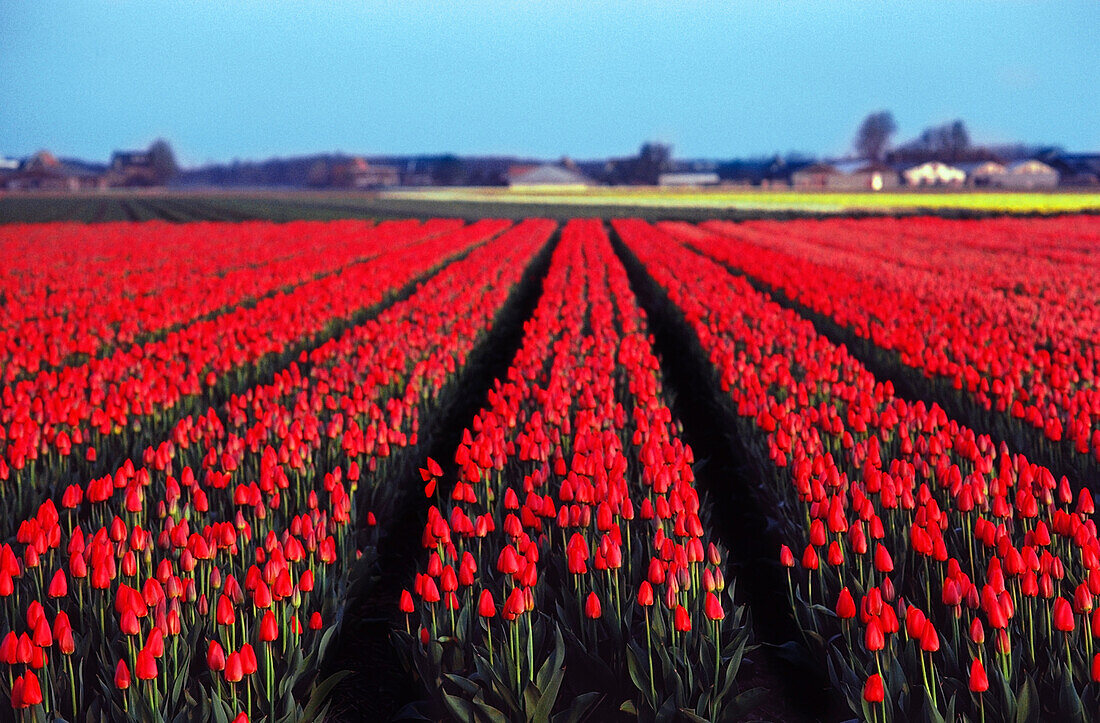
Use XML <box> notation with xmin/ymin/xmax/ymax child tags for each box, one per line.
<box><xmin>1</xmin><ymin>214</ymin><xmax>1099</xmax><ymax>722</ymax></box>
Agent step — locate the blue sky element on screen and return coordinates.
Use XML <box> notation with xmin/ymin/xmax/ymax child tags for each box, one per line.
<box><xmin>2</xmin><ymin>1</ymin><xmax>1097</xmax><ymax>164</ymax></box>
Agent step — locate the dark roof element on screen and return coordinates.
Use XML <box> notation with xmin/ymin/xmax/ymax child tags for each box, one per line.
<box><xmin>112</xmin><ymin>151</ymin><xmax>152</xmax><ymax>167</ymax></box>
<box><xmin>795</xmin><ymin>162</ymin><xmax>839</xmax><ymax>174</ymax></box>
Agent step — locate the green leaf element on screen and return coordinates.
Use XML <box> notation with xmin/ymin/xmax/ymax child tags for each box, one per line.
<box><xmin>531</xmin><ymin>665</ymin><xmax>565</xmax><ymax>723</ymax></box>
<box><xmin>553</xmin><ymin>692</ymin><xmax>601</xmax><ymax>723</ymax></box>
<box><xmin>445</xmin><ymin>673</ymin><xmax>482</xmax><ymax>698</ymax></box>
<box><xmin>524</xmin><ymin>681</ymin><xmax>542</xmax><ymax>714</ymax></box>
<box><xmin>619</xmin><ymin>700</ymin><xmax>639</xmax><ymax>715</ymax></box>
<box><xmin>720</xmin><ymin>686</ymin><xmax>769</xmax><ymax>721</ymax></box>
<box><xmin>1057</xmin><ymin>670</ymin><xmax>1085</xmax><ymax>722</ymax></box>
<box><xmin>625</xmin><ymin>644</ymin><xmax>650</xmax><ymax>701</ymax></box>
<box><xmin>471</xmin><ymin>698</ymin><xmax>510</xmax><ymax>723</ymax></box>
<box><xmin>655</xmin><ymin>696</ymin><xmax>678</xmax><ymax>723</ymax></box>
<box><xmin>442</xmin><ymin>691</ymin><xmax>476</xmax><ymax>722</ymax></box>
<box><xmin>537</xmin><ymin>627</ymin><xmax>566</xmax><ymax>693</ymax></box>
<box><xmin>211</xmin><ymin>695</ymin><xmax>230</xmax><ymax>723</ymax></box>
<box><xmin>300</xmin><ymin>670</ymin><xmax>353</xmax><ymax>723</ymax></box>
<box><xmin>1014</xmin><ymin>675</ymin><xmax>1037</xmax><ymax>723</ymax></box>
<box><xmin>921</xmin><ymin>692</ymin><xmax>946</xmax><ymax>723</ymax></box>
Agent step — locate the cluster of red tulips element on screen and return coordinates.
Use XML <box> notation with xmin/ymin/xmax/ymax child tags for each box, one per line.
<box><xmin>0</xmin><ymin>220</ymin><xmax>467</xmax><ymax>385</ymax></box>
<box><xmin>0</xmin><ymin>218</ymin><xmax>558</xmax><ymax>720</ymax></box>
<box><xmin>617</xmin><ymin>217</ymin><xmax>1100</xmax><ymax>721</ymax></box>
<box><xmin>5</xmin><ymin>212</ymin><xmax>1099</xmax><ymax>721</ymax></box>
<box><xmin>398</xmin><ymin>219</ymin><xmax>756</xmax><ymax>722</ymax></box>
<box><xmin>0</xmin><ymin>219</ymin><xmax>505</xmax><ymax>534</ymax></box>
<box><xmin>682</xmin><ymin>215</ymin><xmax>1100</xmax><ymax>470</ymax></box>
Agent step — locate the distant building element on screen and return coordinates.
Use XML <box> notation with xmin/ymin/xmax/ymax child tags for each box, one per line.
<box><xmin>958</xmin><ymin>161</ymin><xmax>1006</xmax><ymax>187</ymax></box>
<box><xmin>902</xmin><ymin>161</ymin><xmax>966</xmax><ymax>187</ymax></box>
<box><xmin>1045</xmin><ymin>154</ymin><xmax>1100</xmax><ymax>186</ymax></box>
<box><xmin>997</xmin><ymin>160</ymin><xmax>1059</xmax><ymax>190</ymax></box>
<box><xmin>791</xmin><ymin>163</ymin><xmax>840</xmax><ymax>190</ymax></box>
<box><xmin>329</xmin><ymin>157</ymin><xmax>401</xmax><ymax>189</ymax></box>
<box><xmin>830</xmin><ymin>161</ymin><xmax>901</xmax><ymax>191</ymax></box>
<box><xmin>5</xmin><ymin>151</ymin><xmax>105</xmax><ymax>191</ymax></box>
<box><xmin>107</xmin><ymin>151</ymin><xmax>158</xmax><ymax>187</ymax></box>
<box><xmin>657</xmin><ymin>172</ymin><xmax>720</xmax><ymax>187</ymax></box>
<box><xmin>791</xmin><ymin>161</ymin><xmax>900</xmax><ymax>191</ymax></box>
<box><xmin>508</xmin><ymin>164</ymin><xmax>590</xmax><ymax>191</ymax></box>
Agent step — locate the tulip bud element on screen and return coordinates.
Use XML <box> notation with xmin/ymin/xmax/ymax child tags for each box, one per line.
<box><xmin>585</xmin><ymin>592</ymin><xmax>602</xmax><ymax>619</ymax></box>
<box><xmin>478</xmin><ymin>590</ymin><xmax>496</xmax><ymax>618</ymax></box>
<box><xmin>207</xmin><ymin>641</ymin><xmax>226</xmax><ymax>671</ymax></box>
<box><xmin>835</xmin><ymin>588</ymin><xmax>856</xmax><ymax>619</ymax></box>
<box><xmin>705</xmin><ymin>592</ymin><xmax>725</xmax><ymax>621</ymax></box>
<box><xmin>115</xmin><ymin>660</ymin><xmax>132</xmax><ymax>689</ymax></box>
<box><xmin>969</xmin><ymin>658</ymin><xmax>989</xmax><ymax>692</ymax></box>
<box><xmin>863</xmin><ymin>673</ymin><xmax>884</xmax><ymax>703</ymax></box>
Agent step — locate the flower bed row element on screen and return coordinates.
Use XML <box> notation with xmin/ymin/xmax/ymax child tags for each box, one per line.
<box><xmin>0</xmin><ymin>219</ymin><xmax>555</xmax><ymax>720</ymax></box>
<box><xmin>675</xmin><ymin>215</ymin><xmax>1100</xmax><ymax>473</ymax></box>
<box><xmin>0</xmin><ymin>220</ymin><xmax>462</xmax><ymax>383</ymax></box>
<box><xmin>616</xmin><ymin>218</ymin><xmax>1100</xmax><ymax>721</ymax></box>
<box><xmin>0</xmin><ymin>220</ymin><xmax>509</xmax><ymax>536</ymax></box>
<box><xmin>398</xmin><ymin>219</ymin><xmax>757</xmax><ymax>722</ymax></box>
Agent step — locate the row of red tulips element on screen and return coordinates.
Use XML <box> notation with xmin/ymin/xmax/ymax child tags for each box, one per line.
<box><xmin>0</xmin><ymin>219</ymin><xmax>555</xmax><ymax>720</ymax></box>
<box><xmin>680</xmin><ymin>215</ymin><xmax>1100</xmax><ymax>470</ymax></box>
<box><xmin>398</xmin><ymin>219</ymin><xmax>757</xmax><ymax>722</ymax></box>
<box><xmin>617</xmin><ymin>217</ymin><xmax>1100</xmax><ymax>721</ymax></box>
<box><xmin>0</xmin><ymin>220</ymin><xmax>505</xmax><ymax>537</ymax></box>
<box><xmin>0</xmin><ymin>220</ymin><xmax>462</xmax><ymax>384</ymax></box>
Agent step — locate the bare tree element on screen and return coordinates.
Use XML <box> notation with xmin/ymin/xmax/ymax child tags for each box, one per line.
<box><xmin>854</xmin><ymin>111</ymin><xmax>897</xmax><ymax>161</ymax></box>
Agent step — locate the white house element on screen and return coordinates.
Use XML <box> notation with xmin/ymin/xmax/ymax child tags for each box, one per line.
<box><xmin>902</xmin><ymin>161</ymin><xmax>966</xmax><ymax>187</ymax></box>
<box><xmin>508</xmin><ymin>164</ymin><xmax>591</xmax><ymax>191</ymax></box>
<box><xmin>998</xmin><ymin>160</ymin><xmax>1059</xmax><ymax>190</ymax></box>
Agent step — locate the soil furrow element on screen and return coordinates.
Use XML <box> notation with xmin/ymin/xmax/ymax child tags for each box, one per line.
<box><xmin>325</xmin><ymin>229</ymin><xmax>560</xmax><ymax>721</ymax></box>
<box><xmin>610</xmin><ymin>226</ymin><xmax>844</xmax><ymax>723</ymax></box>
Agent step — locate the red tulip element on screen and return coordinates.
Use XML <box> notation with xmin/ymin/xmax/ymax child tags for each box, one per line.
<box><xmin>115</xmin><ymin>659</ymin><xmax>132</xmax><ymax>690</ymax></box>
<box><xmin>478</xmin><ymin>589</ymin><xmax>496</xmax><ymax>618</ymax></box>
<box><xmin>874</xmin><ymin>544</ymin><xmax>893</xmax><ymax>573</ymax></box>
<box><xmin>399</xmin><ymin>589</ymin><xmax>414</xmax><ymax>614</ymax></box>
<box><xmin>207</xmin><ymin>641</ymin><xmax>226</xmax><ymax>671</ymax></box>
<box><xmin>585</xmin><ymin>592</ymin><xmax>602</xmax><ymax>619</ymax></box>
<box><xmin>919</xmin><ymin>621</ymin><xmax>940</xmax><ymax>653</ymax></box>
<box><xmin>835</xmin><ymin>587</ymin><xmax>856</xmax><ymax>619</ymax></box>
<box><xmin>637</xmin><ymin>581</ymin><xmax>654</xmax><ymax>607</ymax></box>
<box><xmin>259</xmin><ymin>610</ymin><xmax>278</xmax><ymax>642</ymax></box>
<box><xmin>239</xmin><ymin>643</ymin><xmax>257</xmax><ymax>675</ymax></box>
<box><xmin>970</xmin><ymin>658</ymin><xmax>989</xmax><ymax>692</ymax></box>
<box><xmin>674</xmin><ymin>604</ymin><xmax>691</xmax><ymax>632</ymax></box>
<box><xmin>1054</xmin><ymin>596</ymin><xmax>1075</xmax><ymax>632</ymax></box>
<box><xmin>705</xmin><ymin>592</ymin><xmax>725</xmax><ymax>621</ymax></box>
<box><xmin>20</xmin><ymin>671</ymin><xmax>42</xmax><ymax>707</ymax></box>
<box><xmin>224</xmin><ymin>652</ymin><xmax>243</xmax><ymax>683</ymax></box>
<box><xmin>779</xmin><ymin>545</ymin><xmax>795</xmax><ymax>568</ymax></box>
<box><xmin>865</xmin><ymin>619</ymin><xmax>885</xmax><ymax>651</ymax></box>
<box><xmin>48</xmin><ymin>569</ymin><xmax>67</xmax><ymax>598</ymax></box>
<box><xmin>863</xmin><ymin>673</ymin><xmax>884</xmax><ymax>703</ymax></box>
<box><xmin>135</xmin><ymin>646</ymin><xmax>158</xmax><ymax>680</ymax></box>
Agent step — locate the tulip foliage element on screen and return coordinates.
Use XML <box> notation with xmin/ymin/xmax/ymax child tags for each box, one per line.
<box><xmin>617</xmin><ymin>217</ymin><xmax>1100</xmax><ymax>722</ymax></box>
<box><xmin>398</xmin><ymin>220</ymin><xmax>757</xmax><ymax>722</ymax></box>
<box><xmin>0</xmin><ymin>218</ymin><xmax>559</xmax><ymax>720</ymax></box>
